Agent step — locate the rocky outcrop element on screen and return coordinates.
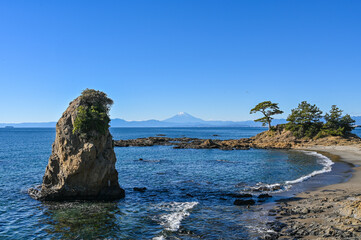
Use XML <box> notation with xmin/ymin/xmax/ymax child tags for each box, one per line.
<box><xmin>250</xmin><ymin>128</ymin><xmax>361</xmax><ymax>149</ymax></box>
<box><xmin>29</xmin><ymin>95</ymin><xmax>124</xmax><ymax>201</ymax></box>
<box><xmin>114</xmin><ymin>137</ymin><xmax>251</xmax><ymax>150</ymax></box>
<box><xmin>268</xmin><ymin>191</ymin><xmax>361</xmax><ymax>239</ymax></box>
<box><xmin>114</xmin><ymin>129</ymin><xmax>361</xmax><ymax>151</ymax></box>
<box><xmin>339</xmin><ymin>197</ymin><xmax>361</xmax><ymax>220</ymax></box>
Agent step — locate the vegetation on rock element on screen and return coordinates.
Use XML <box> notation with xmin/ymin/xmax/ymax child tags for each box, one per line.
<box><xmin>250</xmin><ymin>101</ymin><xmax>283</xmax><ymax>129</ymax></box>
<box><xmin>285</xmin><ymin>102</ymin><xmax>355</xmax><ymax>139</ymax></box>
<box><xmin>30</xmin><ymin>89</ymin><xmax>124</xmax><ymax>201</ymax></box>
<box><xmin>317</xmin><ymin>105</ymin><xmax>355</xmax><ymax>138</ymax></box>
<box><xmin>251</xmin><ymin>100</ymin><xmax>356</xmax><ymax>140</ymax></box>
<box><xmin>73</xmin><ymin>89</ymin><xmax>113</xmax><ymax>137</ymax></box>
<box><xmin>286</xmin><ymin>101</ymin><xmax>323</xmax><ymax>138</ymax></box>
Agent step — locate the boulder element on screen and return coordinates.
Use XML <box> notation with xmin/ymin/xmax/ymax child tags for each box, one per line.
<box><xmin>198</xmin><ymin>139</ymin><xmax>219</xmax><ymax>148</ymax></box>
<box><xmin>29</xmin><ymin>90</ymin><xmax>125</xmax><ymax>201</ymax></box>
<box><xmin>339</xmin><ymin>199</ymin><xmax>361</xmax><ymax>220</ymax></box>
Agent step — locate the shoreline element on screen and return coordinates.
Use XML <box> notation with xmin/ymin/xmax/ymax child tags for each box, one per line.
<box><xmin>268</xmin><ymin>145</ymin><xmax>361</xmax><ymax>239</ymax></box>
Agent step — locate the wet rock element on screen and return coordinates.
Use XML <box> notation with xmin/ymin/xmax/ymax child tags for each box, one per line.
<box><xmin>234</xmin><ymin>199</ymin><xmax>255</xmax><ymax>206</ymax></box>
<box><xmin>225</xmin><ymin>193</ymin><xmax>253</xmax><ymax>198</ymax></box>
<box><xmin>273</xmin><ymin>222</ymin><xmax>287</xmax><ymax>232</ymax></box>
<box><xmin>115</xmin><ymin>137</ymin><xmax>252</xmax><ymax>150</ymax></box>
<box><xmin>248</xmin><ymin>184</ymin><xmax>281</xmax><ymax>192</ymax></box>
<box><xmin>133</xmin><ymin>187</ymin><xmax>147</xmax><ymax>192</ymax></box>
<box><xmin>258</xmin><ymin>193</ymin><xmax>272</xmax><ymax>198</ymax></box>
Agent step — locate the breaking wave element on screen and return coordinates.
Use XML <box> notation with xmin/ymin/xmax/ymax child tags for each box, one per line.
<box><xmin>152</xmin><ymin>201</ymin><xmax>198</xmax><ymax>232</ymax></box>
<box><xmin>247</xmin><ymin>151</ymin><xmax>334</xmax><ymax>193</ymax></box>
<box><xmin>285</xmin><ymin>151</ymin><xmax>334</xmax><ymax>184</ymax></box>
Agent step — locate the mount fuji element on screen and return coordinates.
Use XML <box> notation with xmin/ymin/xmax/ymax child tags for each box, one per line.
<box><xmin>163</xmin><ymin>112</ymin><xmax>205</xmax><ymax>123</ymax></box>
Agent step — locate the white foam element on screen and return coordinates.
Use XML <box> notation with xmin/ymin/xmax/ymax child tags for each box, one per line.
<box><xmin>153</xmin><ymin>201</ymin><xmax>198</xmax><ymax>232</ymax></box>
<box><xmin>152</xmin><ymin>236</ymin><xmax>165</xmax><ymax>240</ymax></box>
<box><xmin>285</xmin><ymin>151</ymin><xmax>334</xmax><ymax>185</ymax></box>
<box><xmin>247</xmin><ymin>151</ymin><xmax>334</xmax><ymax>193</ymax></box>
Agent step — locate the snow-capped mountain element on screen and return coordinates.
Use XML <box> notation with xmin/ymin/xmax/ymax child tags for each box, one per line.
<box><xmin>163</xmin><ymin>112</ymin><xmax>205</xmax><ymax>123</ymax></box>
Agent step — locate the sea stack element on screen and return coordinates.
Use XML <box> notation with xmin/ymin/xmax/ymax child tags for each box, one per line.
<box><xmin>29</xmin><ymin>89</ymin><xmax>125</xmax><ymax>201</ymax></box>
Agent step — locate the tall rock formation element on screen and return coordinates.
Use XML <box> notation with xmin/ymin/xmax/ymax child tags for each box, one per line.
<box><xmin>29</xmin><ymin>89</ymin><xmax>125</xmax><ymax>200</ymax></box>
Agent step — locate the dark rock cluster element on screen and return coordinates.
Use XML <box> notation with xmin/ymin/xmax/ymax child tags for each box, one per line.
<box><xmin>114</xmin><ymin>137</ymin><xmax>252</xmax><ymax>150</ymax></box>
<box><xmin>266</xmin><ymin>190</ymin><xmax>361</xmax><ymax>239</ymax></box>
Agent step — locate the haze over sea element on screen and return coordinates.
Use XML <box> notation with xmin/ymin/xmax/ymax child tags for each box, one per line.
<box><xmin>1</xmin><ymin>127</ymin><xmax>360</xmax><ymax>239</ymax></box>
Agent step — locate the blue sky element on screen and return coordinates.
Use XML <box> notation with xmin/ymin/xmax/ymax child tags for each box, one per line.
<box><xmin>1</xmin><ymin>0</ymin><xmax>361</xmax><ymax>122</ymax></box>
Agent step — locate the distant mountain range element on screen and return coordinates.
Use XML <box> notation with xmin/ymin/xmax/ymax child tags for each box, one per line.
<box><xmin>1</xmin><ymin>112</ymin><xmax>360</xmax><ymax>128</ymax></box>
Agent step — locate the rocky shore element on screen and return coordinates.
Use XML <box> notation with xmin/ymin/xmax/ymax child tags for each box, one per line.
<box><xmin>114</xmin><ymin>128</ymin><xmax>361</xmax><ymax>150</ymax></box>
<box><xmin>265</xmin><ymin>146</ymin><xmax>361</xmax><ymax>239</ymax></box>
<box><xmin>114</xmin><ymin>136</ymin><xmax>252</xmax><ymax>150</ymax></box>
<box><xmin>114</xmin><ymin>131</ymin><xmax>361</xmax><ymax>239</ymax></box>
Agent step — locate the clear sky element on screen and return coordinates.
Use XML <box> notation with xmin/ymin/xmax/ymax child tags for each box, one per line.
<box><xmin>1</xmin><ymin>0</ymin><xmax>361</xmax><ymax>122</ymax></box>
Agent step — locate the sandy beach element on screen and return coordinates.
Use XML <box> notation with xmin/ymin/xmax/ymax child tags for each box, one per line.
<box><xmin>270</xmin><ymin>145</ymin><xmax>361</xmax><ymax>239</ymax></box>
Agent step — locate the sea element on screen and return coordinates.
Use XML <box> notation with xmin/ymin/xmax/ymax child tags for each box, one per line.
<box><xmin>0</xmin><ymin>127</ymin><xmax>360</xmax><ymax>239</ymax></box>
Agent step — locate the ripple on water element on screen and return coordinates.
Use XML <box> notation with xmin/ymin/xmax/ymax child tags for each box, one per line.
<box><xmin>1</xmin><ymin>127</ymin><xmax>356</xmax><ymax>239</ymax></box>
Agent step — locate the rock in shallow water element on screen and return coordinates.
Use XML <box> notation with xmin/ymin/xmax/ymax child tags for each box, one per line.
<box><xmin>133</xmin><ymin>187</ymin><xmax>147</xmax><ymax>192</ymax></box>
<box><xmin>234</xmin><ymin>199</ymin><xmax>256</xmax><ymax>206</ymax></box>
<box><xmin>258</xmin><ymin>193</ymin><xmax>272</xmax><ymax>199</ymax></box>
<box><xmin>29</xmin><ymin>92</ymin><xmax>125</xmax><ymax>201</ymax></box>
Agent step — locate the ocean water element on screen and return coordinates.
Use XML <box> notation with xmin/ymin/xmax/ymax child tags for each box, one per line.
<box><xmin>0</xmin><ymin>127</ymin><xmax>360</xmax><ymax>239</ymax></box>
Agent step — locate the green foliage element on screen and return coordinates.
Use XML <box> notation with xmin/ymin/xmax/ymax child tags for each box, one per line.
<box><xmin>287</xmin><ymin>101</ymin><xmax>323</xmax><ymax>125</ymax></box>
<box><xmin>286</xmin><ymin>101</ymin><xmax>323</xmax><ymax>138</ymax></box>
<box><xmin>340</xmin><ymin>114</ymin><xmax>356</xmax><ymax>133</ymax></box>
<box><xmin>73</xmin><ymin>89</ymin><xmax>113</xmax><ymax>137</ymax></box>
<box><xmin>286</xmin><ymin>102</ymin><xmax>355</xmax><ymax>139</ymax></box>
<box><xmin>317</xmin><ymin>105</ymin><xmax>355</xmax><ymax>137</ymax></box>
<box><xmin>250</xmin><ymin>101</ymin><xmax>283</xmax><ymax>129</ymax></box>
<box><xmin>79</xmin><ymin>88</ymin><xmax>113</xmax><ymax>112</ymax></box>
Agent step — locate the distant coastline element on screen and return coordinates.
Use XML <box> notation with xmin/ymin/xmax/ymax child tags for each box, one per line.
<box><xmin>1</xmin><ymin>112</ymin><xmax>361</xmax><ymax>128</ymax></box>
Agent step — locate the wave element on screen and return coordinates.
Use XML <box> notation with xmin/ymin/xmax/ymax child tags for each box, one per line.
<box><xmin>152</xmin><ymin>201</ymin><xmax>198</xmax><ymax>232</ymax></box>
<box><xmin>247</xmin><ymin>151</ymin><xmax>334</xmax><ymax>193</ymax></box>
<box><xmin>285</xmin><ymin>151</ymin><xmax>334</xmax><ymax>185</ymax></box>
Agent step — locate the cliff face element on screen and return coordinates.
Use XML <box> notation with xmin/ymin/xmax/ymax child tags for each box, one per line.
<box><xmin>30</xmin><ymin>96</ymin><xmax>124</xmax><ymax>201</ymax></box>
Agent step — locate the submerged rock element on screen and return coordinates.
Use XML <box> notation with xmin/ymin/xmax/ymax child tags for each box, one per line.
<box><xmin>133</xmin><ymin>187</ymin><xmax>147</xmax><ymax>192</ymax></box>
<box><xmin>29</xmin><ymin>90</ymin><xmax>125</xmax><ymax>201</ymax></box>
<box><xmin>224</xmin><ymin>193</ymin><xmax>253</xmax><ymax>198</ymax></box>
<box><xmin>234</xmin><ymin>199</ymin><xmax>256</xmax><ymax>206</ymax></box>
<box><xmin>258</xmin><ymin>193</ymin><xmax>272</xmax><ymax>198</ymax></box>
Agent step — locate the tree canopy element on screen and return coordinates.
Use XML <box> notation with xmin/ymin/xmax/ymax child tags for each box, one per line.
<box><xmin>73</xmin><ymin>89</ymin><xmax>113</xmax><ymax>137</ymax></box>
<box><xmin>286</xmin><ymin>101</ymin><xmax>323</xmax><ymax>138</ymax></box>
<box><xmin>285</xmin><ymin>102</ymin><xmax>355</xmax><ymax>139</ymax></box>
<box><xmin>319</xmin><ymin>105</ymin><xmax>355</xmax><ymax>137</ymax></box>
<box><xmin>250</xmin><ymin>101</ymin><xmax>283</xmax><ymax>129</ymax></box>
